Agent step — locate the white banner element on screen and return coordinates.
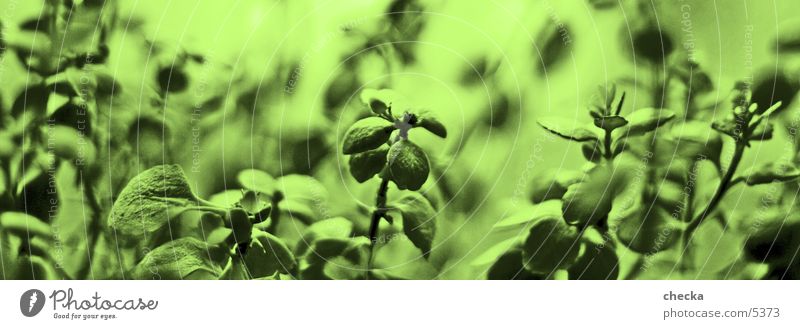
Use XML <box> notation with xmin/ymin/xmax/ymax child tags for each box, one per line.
<box><xmin>0</xmin><ymin>281</ymin><xmax>797</xmax><ymax>328</ymax></box>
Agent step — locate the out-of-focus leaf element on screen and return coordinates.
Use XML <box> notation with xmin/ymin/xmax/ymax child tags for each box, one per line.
<box><xmin>745</xmin><ymin>162</ymin><xmax>800</xmax><ymax>185</ymax></box>
<box><xmin>238</xmin><ymin>169</ymin><xmax>276</xmax><ymax>196</ymax></box>
<box><xmin>0</xmin><ymin>212</ymin><xmax>51</xmax><ymax>237</ymax></box>
<box><xmin>613</xmin><ymin>108</ymin><xmax>675</xmax><ymax>139</ymax></box>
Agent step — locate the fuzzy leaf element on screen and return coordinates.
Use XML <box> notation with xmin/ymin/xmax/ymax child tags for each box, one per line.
<box><xmin>537</xmin><ymin>117</ymin><xmax>599</xmax><ymax>142</ymax></box>
<box><xmin>342</xmin><ymin>117</ymin><xmax>394</xmax><ymax>154</ymax></box>
<box><xmin>349</xmin><ymin>145</ymin><xmax>389</xmax><ymax>183</ymax></box>
<box><xmin>109</xmin><ymin>165</ymin><xmax>196</xmax><ymax>237</ymax></box>
<box><xmin>131</xmin><ymin>238</ymin><xmax>226</xmax><ymax>279</ymax></box>
<box><xmin>385</xmin><ymin>140</ymin><xmax>430</xmax><ymax>190</ymax></box>
<box><xmin>395</xmin><ymin>194</ymin><xmax>437</xmax><ymax>257</ymax></box>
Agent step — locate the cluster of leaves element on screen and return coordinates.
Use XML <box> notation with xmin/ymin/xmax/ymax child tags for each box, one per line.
<box><xmin>0</xmin><ymin>0</ymin><xmax>120</xmax><ymax>279</ymax></box>
<box><xmin>479</xmin><ymin>81</ymin><xmax>800</xmax><ymax>280</ymax></box>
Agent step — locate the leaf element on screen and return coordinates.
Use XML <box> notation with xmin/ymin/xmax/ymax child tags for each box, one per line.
<box><xmin>237</xmin><ymin>169</ymin><xmax>276</xmax><ymax>196</ymax></box>
<box><xmin>535</xmin><ymin>22</ymin><xmax>572</xmax><ymax>74</ymax></box>
<box><xmin>385</xmin><ymin>140</ymin><xmax>430</xmax><ymax>190</ymax></box>
<box><xmin>342</xmin><ymin>117</ymin><xmax>394</xmax><ymax>154</ymax></box>
<box><xmin>493</xmin><ymin>199</ymin><xmax>563</xmax><ymax>229</ymax></box>
<box><xmin>776</xmin><ymin>19</ymin><xmax>800</xmax><ymax>52</ymax></box>
<box><xmin>561</xmin><ymin>165</ymin><xmax>617</xmax><ymax>227</ymax></box>
<box><xmin>487</xmin><ymin>249</ymin><xmax>542</xmax><ymax>280</ymax></box>
<box><xmin>279</xmin><ymin>199</ymin><xmax>318</xmax><ymax>225</ymax></box>
<box><xmin>471</xmin><ymin>237</ymin><xmax>521</xmax><ymax>267</ymax></box>
<box><xmin>227</xmin><ymin>208</ymin><xmax>253</xmax><ymax>243</ymax></box>
<box><xmin>131</xmin><ymin>238</ymin><xmax>226</xmax><ymax>280</ymax></box>
<box><xmin>613</xmin><ymin>198</ymin><xmax>682</xmax><ymax>254</ymax></box>
<box><xmin>685</xmin><ymin>219</ymin><xmax>740</xmax><ymax>274</ymax></box>
<box><xmin>294</xmin><ymin>217</ymin><xmax>354</xmax><ymax>259</ymax></box>
<box><xmin>414</xmin><ymin>111</ymin><xmax>447</xmax><ymax>138</ymax></box>
<box><xmin>242</xmin><ymin>230</ymin><xmax>296</xmax><ymax>278</ymax></box>
<box><xmin>349</xmin><ymin>145</ymin><xmax>389</xmax><ymax>183</ymax></box>
<box><xmin>711</xmin><ymin>119</ymin><xmax>739</xmax><ymax>139</ymax></box>
<box><xmin>521</xmin><ymin>217</ymin><xmax>580</xmax><ymax>275</ymax></box>
<box><xmin>0</xmin><ymin>212</ymin><xmax>51</xmax><ymax>237</ymax></box>
<box><xmin>359</xmin><ymin>89</ymin><xmax>398</xmax><ymax>115</ymax></box>
<box><xmin>745</xmin><ymin>162</ymin><xmax>800</xmax><ymax>185</ymax></box>
<box><xmin>748</xmin><ymin>122</ymin><xmax>774</xmax><ymax>142</ymax></box>
<box><xmin>613</xmin><ymin>108</ymin><xmax>675</xmax><ymax>139</ymax></box>
<box><xmin>537</xmin><ymin>116</ymin><xmax>599</xmax><ymax>142</ymax></box>
<box><xmin>593</xmin><ymin>115</ymin><xmax>628</xmax><ymax>131</ymax></box>
<box><xmin>395</xmin><ymin>193</ymin><xmax>437</xmax><ymax>257</ymax></box>
<box><xmin>109</xmin><ymin>165</ymin><xmax>197</xmax><ymax>238</ymax></box>
<box><xmin>567</xmin><ymin>240</ymin><xmax>619</xmax><ymax>280</ymax></box>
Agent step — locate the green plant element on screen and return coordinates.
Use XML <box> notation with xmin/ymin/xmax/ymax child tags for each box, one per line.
<box><xmin>342</xmin><ymin>88</ymin><xmax>446</xmax><ymax>276</ymax></box>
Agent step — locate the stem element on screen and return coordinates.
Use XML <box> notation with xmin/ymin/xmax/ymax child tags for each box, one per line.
<box><xmin>76</xmin><ymin>179</ymin><xmax>102</xmax><ymax>279</ymax></box>
<box><xmin>603</xmin><ymin>129</ymin><xmax>613</xmax><ymax>160</ymax></box>
<box><xmin>683</xmin><ymin>142</ymin><xmax>746</xmax><ymax>244</ymax></box>
<box><xmin>365</xmin><ymin>178</ymin><xmax>390</xmax><ymax>279</ymax></box>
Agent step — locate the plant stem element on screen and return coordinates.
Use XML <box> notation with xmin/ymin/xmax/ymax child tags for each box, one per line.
<box><xmin>603</xmin><ymin>129</ymin><xmax>613</xmax><ymax>160</ymax></box>
<box><xmin>683</xmin><ymin>142</ymin><xmax>745</xmax><ymax>245</ymax></box>
<box><xmin>365</xmin><ymin>178</ymin><xmax>390</xmax><ymax>279</ymax></box>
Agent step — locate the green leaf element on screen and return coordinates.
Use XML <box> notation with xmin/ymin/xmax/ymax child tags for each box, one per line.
<box><xmin>131</xmin><ymin>238</ymin><xmax>226</xmax><ymax>280</ymax></box>
<box><xmin>109</xmin><ymin>165</ymin><xmax>197</xmax><ymax>238</ymax></box>
<box><xmin>227</xmin><ymin>208</ymin><xmax>253</xmax><ymax>243</ymax></box>
<box><xmin>537</xmin><ymin>116</ymin><xmax>599</xmax><ymax>142</ymax></box>
<box><xmin>360</xmin><ymin>89</ymin><xmax>398</xmax><ymax>115</ymax></box>
<box><xmin>295</xmin><ymin>217</ymin><xmax>354</xmax><ymax>259</ymax></box>
<box><xmin>711</xmin><ymin>119</ymin><xmax>739</xmax><ymax>139</ymax></box>
<box><xmin>385</xmin><ymin>140</ymin><xmax>430</xmax><ymax>190</ymax></box>
<box><xmin>568</xmin><ymin>239</ymin><xmax>619</xmax><ymax>280</ymax></box>
<box><xmin>279</xmin><ymin>199</ymin><xmax>318</xmax><ymax>225</ymax></box>
<box><xmin>493</xmin><ymin>199</ymin><xmax>563</xmax><ymax>229</ymax></box>
<box><xmin>593</xmin><ymin>115</ymin><xmax>628</xmax><ymax>131</ymax></box>
<box><xmin>613</xmin><ymin>108</ymin><xmax>675</xmax><ymax>139</ymax></box>
<box><xmin>521</xmin><ymin>217</ymin><xmax>580</xmax><ymax>275</ymax></box>
<box><xmin>394</xmin><ymin>193</ymin><xmax>437</xmax><ymax>257</ymax></box>
<box><xmin>613</xmin><ymin>199</ymin><xmax>681</xmax><ymax>254</ymax></box>
<box><xmin>349</xmin><ymin>145</ymin><xmax>389</xmax><ymax>183</ymax></box>
<box><xmin>414</xmin><ymin>111</ymin><xmax>447</xmax><ymax>138</ymax></box>
<box><xmin>685</xmin><ymin>219</ymin><xmax>740</xmax><ymax>274</ymax></box>
<box><xmin>242</xmin><ymin>230</ymin><xmax>296</xmax><ymax>278</ymax></box>
<box><xmin>342</xmin><ymin>117</ymin><xmax>394</xmax><ymax>154</ymax></box>
<box><xmin>748</xmin><ymin>122</ymin><xmax>774</xmax><ymax>142</ymax></box>
<box><xmin>471</xmin><ymin>237</ymin><xmax>521</xmax><ymax>267</ymax></box>
<box><xmin>237</xmin><ymin>169</ymin><xmax>276</xmax><ymax>196</ymax></box>
<box><xmin>487</xmin><ymin>249</ymin><xmax>542</xmax><ymax>280</ymax></box>
<box><xmin>0</xmin><ymin>212</ymin><xmax>51</xmax><ymax>237</ymax></box>
<box><xmin>561</xmin><ymin>165</ymin><xmax>616</xmax><ymax>227</ymax></box>
<box><xmin>745</xmin><ymin>162</ymin><xmax>800</xmax><ymax>185</ymax></box>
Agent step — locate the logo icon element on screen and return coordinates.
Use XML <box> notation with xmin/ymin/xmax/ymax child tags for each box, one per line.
<box><xmin>20</xmin><ymin>289</ymin><xmax>45</xmax><ymax>317</ymax></box>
